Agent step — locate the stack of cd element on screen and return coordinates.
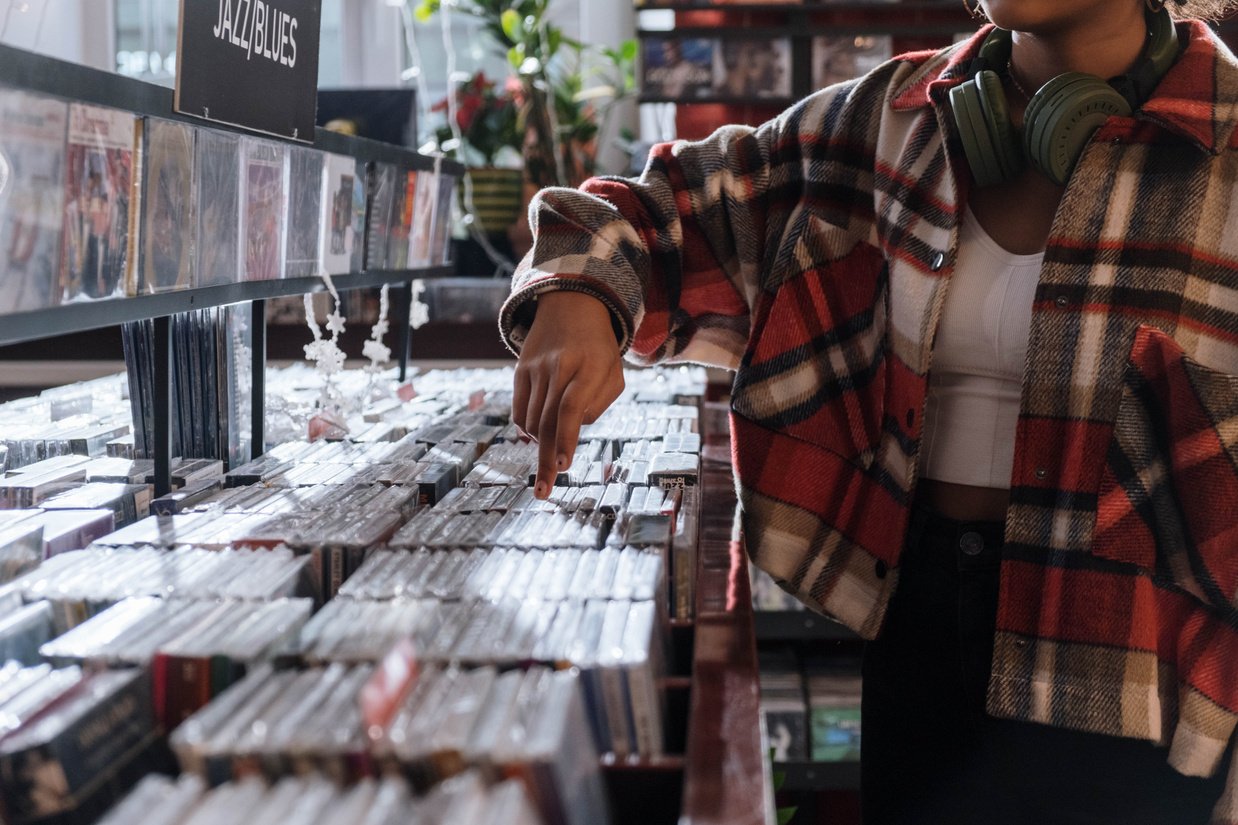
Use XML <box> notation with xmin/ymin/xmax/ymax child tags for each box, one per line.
<box><xmin>98</xmin><ymin>770</ymin><xmax>543</xmax><ymax>825</ymax></box>
<box><xmin>14</xmin><ymin>546</ymin><xmax>314</xmax><ymax>628</ymax></box>
<box><xmin>170</xmin><ymin>664</ymin><xmax>609</xmax><ymax>825</ymax></box>
<box><xmin>0</xmin><ymin>665</ymin><xmax>165</xmax><ymax>824</ymax></box>
<box><xmin>0</xmin><ymin>375</ymin><xmax>133</xmax><ymax>474</ymax></box>
<box><xmin>38</xmin><ymin>596</ymin><xmax>311</xmax><ymax>729</ymax></box>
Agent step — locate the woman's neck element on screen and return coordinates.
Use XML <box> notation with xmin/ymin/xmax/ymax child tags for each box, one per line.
<box><xmin>1007</xmin><ymin>6</ymin><xmax>1150</xmax><ymax>91</ymax></box>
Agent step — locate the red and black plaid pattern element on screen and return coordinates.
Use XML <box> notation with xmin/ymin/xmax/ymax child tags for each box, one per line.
<box><xmin>501</xmin><ymin>21</ymin><xmax>1238</xmax><ymax>821</ymax></box>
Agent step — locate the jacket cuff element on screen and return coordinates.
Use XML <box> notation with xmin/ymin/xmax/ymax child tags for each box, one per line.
<box><xmin>498</xmin><ymin>275</ymin><xmax>634</xmax><ymax>357</ymax></box>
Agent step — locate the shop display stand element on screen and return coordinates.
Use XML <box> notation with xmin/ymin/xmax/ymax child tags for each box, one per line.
<box><xmin>601</xmin><ymin>439</ymin><xmax>770</xmax><ymax>825</ymax></box>
<box><xmin>0</xmin><ymin>43</ymin><xmax>462</xmax><ymax>496</ymax></box>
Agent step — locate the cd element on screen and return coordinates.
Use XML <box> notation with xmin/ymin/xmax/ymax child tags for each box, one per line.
<box><xmin>141</xmin><ymin>119</ymin><xmax>195</xmax><ymax>293</ymax></box>
<box><xmin>0</xmin><ymin>89</ymin><xmax>68</xmax><ymax>313</ymax></box>
<box><xmin>61</xmin><ymin>104</ymin><xmax>136</xmax><ymax>301</ymax></box>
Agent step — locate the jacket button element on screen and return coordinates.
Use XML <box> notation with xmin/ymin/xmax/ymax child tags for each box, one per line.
<box><xmin>930</xmin><ymin>252</ymin><xmax>946</xmax><ymax>271</ymax></box>
<box><xmin>960</xmin><ymin>531</ymin><xmax>984</xmax><ymax>556</ymax></box>
<box><xmin>875</xmin><ymin>560</ymin><xmax>888</xmax><ymax>579</ymax></box>
<box><xmin>1035</xmin><ymin>467</ymin><xmax>1048</xmax><ymax>480</ymax></box>
<box><xmin>1055</xmin><ymin>295</ymin><xmax>1069</xmax><ymax>308</ymax></box>
<box><xmin>905</xmin><ymin>408</ymin><xmax>915</xmax><ymax>428</ymax></box>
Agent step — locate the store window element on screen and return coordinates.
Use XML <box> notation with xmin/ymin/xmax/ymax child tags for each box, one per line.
<box><xmin>114</xmin><ymin>0</ymin><xmax>178</xmax><ymax>84</ymax></box>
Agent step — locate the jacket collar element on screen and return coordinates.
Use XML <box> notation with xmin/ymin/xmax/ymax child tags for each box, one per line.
<box><xmin>889</xmin><ymin>20</ymin><xmax>1238</xmax><ymax>155</ymax></box>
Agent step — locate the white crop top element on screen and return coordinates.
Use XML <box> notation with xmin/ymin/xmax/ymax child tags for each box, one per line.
<box><xmin>920</xmin><ymin>208</ymin><xmax>1043</xmax><ymax>489</ymax></box>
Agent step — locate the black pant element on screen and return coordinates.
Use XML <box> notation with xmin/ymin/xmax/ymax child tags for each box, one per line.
<box><xmin>860</xmin><ymin>504</ymin><xmax>1227</xmax><ymax>825</ymax></box>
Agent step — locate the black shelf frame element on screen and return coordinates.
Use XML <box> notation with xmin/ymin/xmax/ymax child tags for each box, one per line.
<box><xmin>0</xmin><ymin>43</ymin><xmax>463</xmax><ymax>495</ymax></box>
<box><xmin>774</xmin><ymin>759</ymin><xmax>861</xmax><ymax>792</ymax></box>
<box><xmin>753</xmin><ymin>610</ymin><xmax>860</xmax><ymax>642</ymax></box>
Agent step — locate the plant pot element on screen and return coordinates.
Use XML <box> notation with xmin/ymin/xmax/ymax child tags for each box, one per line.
<box><xmin>463</xmin><ymin>167</ymin><xmax>525</xmax><ymax>235</ymax></box>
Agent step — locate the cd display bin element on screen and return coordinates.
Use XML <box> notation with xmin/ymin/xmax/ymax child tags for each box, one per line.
<box><xmin>0</xmin><ymin>43</ymin><xmax>772</xmax><ymax>825</ymax></box>
<box><xmin>0</xmin><ymin>42</ymin><xmax>462</xmax><ymax>498</ymax></box>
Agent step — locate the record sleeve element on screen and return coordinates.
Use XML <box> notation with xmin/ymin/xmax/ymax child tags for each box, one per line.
<box><xmin>241</xmin><ymin>138</ymin><xmax>287</xmax><ymax>282</ymax></box>
<box><xmin>321</xmin><ymin>153</ymin><xmax>356</xmax><ymax>274</ymax></box>
<box><xmin>428</xmin><ymin>170</ymin><xmax>455</xmax><ymax>266</ymax></box>
<box><xmin>713</xmin><ymin>37</ymin><xmax>792</xmax><ymax>99</ymax></box>
<box><xmin>408</xmin><ymin>169</ymin><xmax>436</xmax><ymax>267</ymax></box>
<box><xmin>285</xmin><ymin>146</ymin><xmax>324</xmax><ymax>279</ymax></box>
<box><xmin>60</xmin><ymin>104</ymin><xmax>136</xmax><ymax>302</ymax></box>
<box><xmin>0</xmin><ymin>89</ymin><xmax>68</xmax><ymax>315</ymax></box>
<box><xmin>388</xmin><ymin>170</ymin><xmax>415</xmax><ymax>270</ymax></box>
<box><xmin>140</xmin><ymin>118</ymin><xmax>195</xmax><ymax>293</ymax></box>
<box><xmin>641</xmin><ymin>37</ymin><xmax>715</xmax><ymax>100</ymax></box>
<box><xmin>194</xmin><ymin>129</ymin><xmax>241</xmax><ymax>287</ymax></box>
<box><xmin>365</xmin><ymin>163</ymin><xmax>397</xmax><ymax>270</ymax></box>
<box><xmin>348</xmin><ymin>160</ymin><xmax>368</xmax><ymax>273</ymax></box>
<box><xmin>812</xmin><ymin>35</ymin><xmax>893</xmax><ymax>89</ymax></box>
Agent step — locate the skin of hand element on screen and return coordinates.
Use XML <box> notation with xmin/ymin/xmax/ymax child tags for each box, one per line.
<box><xmin>512</xmin><ymin>291</ymin><xmax>627</xmax><ymax>499</ymax></box>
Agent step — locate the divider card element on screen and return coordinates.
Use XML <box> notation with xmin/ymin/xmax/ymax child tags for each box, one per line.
<box><xmin>61</xmin><ymin>105</ymin><xmax>136</xmax><ymax>302</ymax></box>
<box><xmin>0</xmin><ymin>89</ymin><xmax>67</xmax><ymax>314</ymax></box>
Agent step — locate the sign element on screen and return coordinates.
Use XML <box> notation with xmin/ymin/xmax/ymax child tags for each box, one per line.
<box><xmin>174</xmin><ymin>0</ymin><xmax>321</xmax><ymax>142</ymax></box>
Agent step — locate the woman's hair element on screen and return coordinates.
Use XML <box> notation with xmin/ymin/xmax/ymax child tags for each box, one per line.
<box><xmin>1174</xmin><ymin>0</ymin><xmax>1238</xmax><ymax>21</ymax></box>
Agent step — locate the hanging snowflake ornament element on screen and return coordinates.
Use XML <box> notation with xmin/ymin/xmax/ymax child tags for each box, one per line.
<box><xmin>302</xmin><ymin>271</ymin><xmax>350</xmax><ymax>426</ymax></box>
<box><xmin>364</xmin><ymin>284</ymin><xmax>394</xmax><ymax>373</ymax></box>
<box><xmin>410</xmin><ymin>279</ymin><xmax>430</xmax><ymax>330</ymax></box>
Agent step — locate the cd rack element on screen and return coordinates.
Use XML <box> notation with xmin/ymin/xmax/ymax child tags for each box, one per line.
<box><xmin>0</xmin><ymin>43</ymin><xmax>463</xmax><ymax>496</ymax></box>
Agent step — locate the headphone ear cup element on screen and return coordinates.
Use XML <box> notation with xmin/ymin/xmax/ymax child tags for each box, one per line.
<box><xmin>950</xmin><ymin>70</ymin><xmax>1021</xmax><ymax>187</ymax></box>
<box><xmin>1023</xmin><ymin>72</ymin><xmax>1132</xmax><ymax>186</ymax></box>
<box><xmin>973</xmin><ymin>71</ymin><xmax>1026</xmax><ymax>182</ymax></box>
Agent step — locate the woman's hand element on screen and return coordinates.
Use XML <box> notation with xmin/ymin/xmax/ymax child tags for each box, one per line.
<box><xmin>512</xmin><ymin>291</ymin><xmax>626</xmax><ymax>498</ymax></box>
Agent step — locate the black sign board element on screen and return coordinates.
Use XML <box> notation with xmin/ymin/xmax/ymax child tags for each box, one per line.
<box><xmin>175</xmin><ymin>0</ymin><xmax>322</xmax><ymax>142</ymax></box>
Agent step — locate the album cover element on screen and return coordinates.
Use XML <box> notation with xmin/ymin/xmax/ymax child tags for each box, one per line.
<box><xmin>713</xmin><ymin>37</ymin><xmax>792</xmax><ymax>99</ymax></box>
<box><xmin>388</xmin><ymin>169</ymin><xmax>416</xmax><ymax>270</ymax></box>
<box><xmin>641</xmin><ymin>37</ymin><xmax>715</xmax><ymax>99</ymax></box>
<box><xmin>321</xmin><ymin>153</ymin><xmax>356</xmax><ymax>274</ymax></box>
<box><xmin>428</xmin><ymin>170</ymin><xmax>455</xmax><ymax>266</ymax></box>
<box><xmin>285</xmin><ymin>145</ymin><xmax>324</xmax><ymax>279</ymax></box>
<box><xmin>140</xmin><ymin>119</ymin><xmax>195</xmax><ymax>293</ymax></box>
<box><xmin>60</xmin><ymin>104</ymin><xmax>135</xmax><ymax>302</ymax></box>
<box><xmin>365</xmin><ymin>163</ymin><xmax>397</xmax><ymax>270</ymax></box>
<box><xmin>812</xmin><ymin>34</ymin><xmax>893</xmax><ymax>89</ymax></box>
<box><xmin>0</xmin><ymin>89</ymin><xmax>68</xmax><ymax>314</ymax></box>
<box><xmin>349</xmin><ymin>160</ymin><xmax>367</xmax><ymax>273</ymax></box>
<box><xmin>241</xmin><ymin>138</ymin><xmax>287</xmax><ymax>282</ymax></box>
<box><xmin>408</xmin><ymin>168</ymin><xmax>437</xmax><ymax>267</ymax></box>
<box><xmin>193</xmin><ymin>129</ymin><xmax>241</xmax><ymax>288</ymax></box>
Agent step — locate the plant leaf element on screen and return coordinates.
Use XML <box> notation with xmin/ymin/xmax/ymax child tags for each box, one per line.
<box><xmin>500</xmin><ymin>9</ymin><xmax>522</xmax><ymax>41</ymax></box>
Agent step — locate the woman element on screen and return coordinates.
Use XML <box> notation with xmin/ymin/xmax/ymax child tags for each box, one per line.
<box><xmin>500</xmin><ymin>0</ymin><xmax>1238</xmax><ymax>822</ymax></box>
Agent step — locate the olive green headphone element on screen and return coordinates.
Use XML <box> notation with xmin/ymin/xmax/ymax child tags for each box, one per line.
<box><xmin>949</xmin><ymin>8</ymin><xmax>1179</xmax><ymax>187</ymax></box>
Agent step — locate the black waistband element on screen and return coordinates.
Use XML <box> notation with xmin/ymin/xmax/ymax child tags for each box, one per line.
<box><xmin>907</xmin><ymin>501</ymin><xmax>1005</xmax><ymax>571</ymax></box>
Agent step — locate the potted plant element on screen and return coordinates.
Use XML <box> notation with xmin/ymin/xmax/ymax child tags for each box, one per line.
<box><xmin>414</xmin><ymin>0</ymin><xmax>637</xmax><ymax>191</ymax></box>
<box><xmin>432</xmin><ymin>70</ymin><xmax>525</xmax><ymax>233</ymax></box>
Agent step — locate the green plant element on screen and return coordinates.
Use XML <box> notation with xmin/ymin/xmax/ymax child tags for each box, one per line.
<box><xmin>771</xmin><ymin>747</ymin><xmax>798</xmax><ymax>825</ymax></box>
<box><xmin>412</xmin><ymin>0</ymin><xmax>637</xmax><ymax>188</ymax></box>
<box><xmin>432</xmin><ymin>70</ymin><xmax>522</xmax><ymax>168</ymax></box>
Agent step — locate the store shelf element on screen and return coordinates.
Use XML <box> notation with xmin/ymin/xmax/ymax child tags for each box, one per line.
<box><xmin>754</xmin><ymin>611</ymin><xmax>860</xmax><ymax>642</ymax></box>
<box><xmin>0</xmin><ymin>267</ymin><xmax>454</xmax><ymax>347</ymax></box>
<box><xmin>775</xmin><ymin>759</ymin><xmax>861</xmax><ymax>792</ymax></box>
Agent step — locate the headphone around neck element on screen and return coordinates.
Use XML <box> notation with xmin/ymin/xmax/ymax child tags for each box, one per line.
<box><xmin>949</xmin><ymin>8</ymin><xmax>1179</xmax><ymax>187</ymax></box>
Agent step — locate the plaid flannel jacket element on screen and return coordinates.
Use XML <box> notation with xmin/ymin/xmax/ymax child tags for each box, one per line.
<box><xmin>500</xmin><ymin>21</ymin><xmax>1238</xmax><ymax>819</ymax></box>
